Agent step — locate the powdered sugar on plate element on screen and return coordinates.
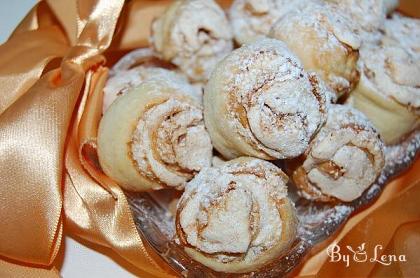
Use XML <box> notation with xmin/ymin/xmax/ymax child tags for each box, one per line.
<box><xmin>126</xmin><ymin>130</ymin><xmax>419</xmax><ymax>277</ymax></box>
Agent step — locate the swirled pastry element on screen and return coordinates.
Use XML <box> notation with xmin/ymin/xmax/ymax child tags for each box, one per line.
<box><xmin>325</xmin><ymin>0</ymin><xmax>386</xmax><ymax>41</ymax></box>
<box><xmin>228</xmin><ymin>0</ymin><xmax>309</xmax><ymax>45</ymax></box>
<box><xmin>383</xmin><ymin>13</ymin><xmax>420</xmax><ymax>57</ymax></box>
<box><xmin>103</xmin><ymin>67</ymin><xmax>199</xmax><ymax>113</ymax></box>
<box><xmin>109</xmin><ymin>48</ymin><xmax>175</xmax><ymax>75</ymax></box>
<box><xmin>204</xmin><ymin>39</ymin><xmax>328</xmax><ymax>160</ymax></box>
<box><xmin>291</xmin><ymin>105</ymin><xmax>385</xmax><ymax>202</ymax></box>
<box><xmin>103</xmin><ymin>49</ymin><xmax>203</xmax><ymax>112</ymax></box>
<box><xmin>269</xmin><ymin>2</ymin><xmax>361</xmax><ymax>98</ymax></box>
<box><xmin>150</xmin><ymin>0</ymin><xmax>233</xmax><ymax>82</ymax></box>
<box><xmin>176</xmin><ymin>157</ymin><xmax>298</xmax><ymax>273</ymax></box>
<box><xmin>348</xmin><ymin>43</ymin><xmax>420</xmax><ymax>144</ymax></box>
<box><xmin>98</xmin><ymin>77</ymin><xmax>212</xmax><ymax>192</ymax></box>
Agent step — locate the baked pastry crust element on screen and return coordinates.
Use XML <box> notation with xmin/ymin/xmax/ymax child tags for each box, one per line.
<box><xmin>204</xmin><ymin>38</ymin><xmax>328</xmax><ymax>160</ymax></box>
<box><xmin>109</xmin><ymin>48</ymin><xmax>175</xmax><ymax>75</ymax></box>
<box><xmin>325</xmin><ymin>0</ymin><xmax>386</xmax><ymax>42</ymax></box>
<box><xmin>229</xmin><ymin>0</ymin><xmax>308</xmax><ymax>45</ymax></box>
<box><xmin>348</xmin><ymin>42</ymin><xmax>420</xmax><ymax>144</ymax></box>
<box><xmin>176</xmin><ymin>157</ymin><xmax>298</xmax><ymax>273</ymax></box>
<box><xmin>269</xmin><ymin>2</ymin><xmax>361</xmax><ymax>98</ymax></box>
<box><xmin>382</xmin><ymin>13</ymin><xmax>420</xmax><ymax>58</ymax></box>
<box><xmin>103</xmin><ymin>67</ymin><xmax>199</xmax><ymax>112</ymax></box>
<box><xmin>98</xmin><ymin>77</ymin><xmax>212</xmax><ymax>191</ymax></box>
<box><xmin>291</xmin><ymin>105</ymin><xmax>385</xmax><ymax>202</ymax></box>
<box><xmin>150</xmin><ymin>0</ymin><xmax>233</xmax><ymax>82</ymax></box>
<box><xmin>102</xmin><ymin>48</ymin><xmax>202</xmax><ymax>112</ymax></box>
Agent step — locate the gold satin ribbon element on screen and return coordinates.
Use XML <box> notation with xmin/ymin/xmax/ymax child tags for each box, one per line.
<box><xmin>0</xmin><ymin>0</ymin><xmax>418</xmax><ymax>277</ymax></box>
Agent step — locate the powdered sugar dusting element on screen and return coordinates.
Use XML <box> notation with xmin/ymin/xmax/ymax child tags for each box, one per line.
<box><xmin>298</xmin><ymin>204</ymin><xmax>352</xmax><ymax>242</ymax></box>
<box><xmin>383</xmin><ymin>13</ymin><xmax>420</xmax><ymax>58</ymax></box>
<box><xmin>126</xmin><ymin>130</ymin><xmax>419</xmax><ymax>277</ymax></box>
<box><xmin>109</xmin><ymin>48</ymin><xmax>156</xmax><ymax>75</ymax></box>
<box><xmin>358</xmin><ymin>40</ymin><xmax>420</xmax><ymax>110</ymax></box>
<box><xmin>295</xmin><ymin>105</ymin><xmax>385</xmax><ymax>202</ymax></box>
<box><xmin>131</xmin><ymin>97</ymin><xmax>212</xmax><ymax>189</ymax></box>
<box><xmin>269</xmin><ymin>1</ymin><xmax>360</xmax><ymax>97</ymax></box>
<box><xmin>103</xmin><ymin>67</ymin><xmax>196</xmax><ymax>113</ymax></box>
<box><xmin>325</xmin><ymin>0</ymin><xmax>386</xmax><ymax>42</ymax></box>
<box><xmin>229</xmin><ymin>0</ymin><xmax>309</xmax><ymax>45</ymax></box>
<box><xmin>151</xmin><ymin>0</ymin><xmax>233</xmax><ymax>82</ymax></box>
<box><xmin>177</xmin><ymin>158</ymin><xmax>293</xmax><ymax>264</ymax></box>
<box><xmin>207</xmin><ymin>38</ymin><xmax>327</xmax><ymax>159</ymax></box>
<box><xmin>103</xmin><ymin>47</ymin><xmax>203</xmax><ymax>113</ymax></box>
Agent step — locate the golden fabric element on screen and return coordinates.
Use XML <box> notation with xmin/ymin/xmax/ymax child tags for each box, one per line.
<box><xmin>0</xmin><ymin>0</ymin><xmax>418</xmax><ymax>277</ymax></box>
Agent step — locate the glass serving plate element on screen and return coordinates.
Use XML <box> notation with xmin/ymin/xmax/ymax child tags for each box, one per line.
<box><xmin>126</xmin><ymin>130</ymin><xmax>420</xmax><ymax>277</ymax></box>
